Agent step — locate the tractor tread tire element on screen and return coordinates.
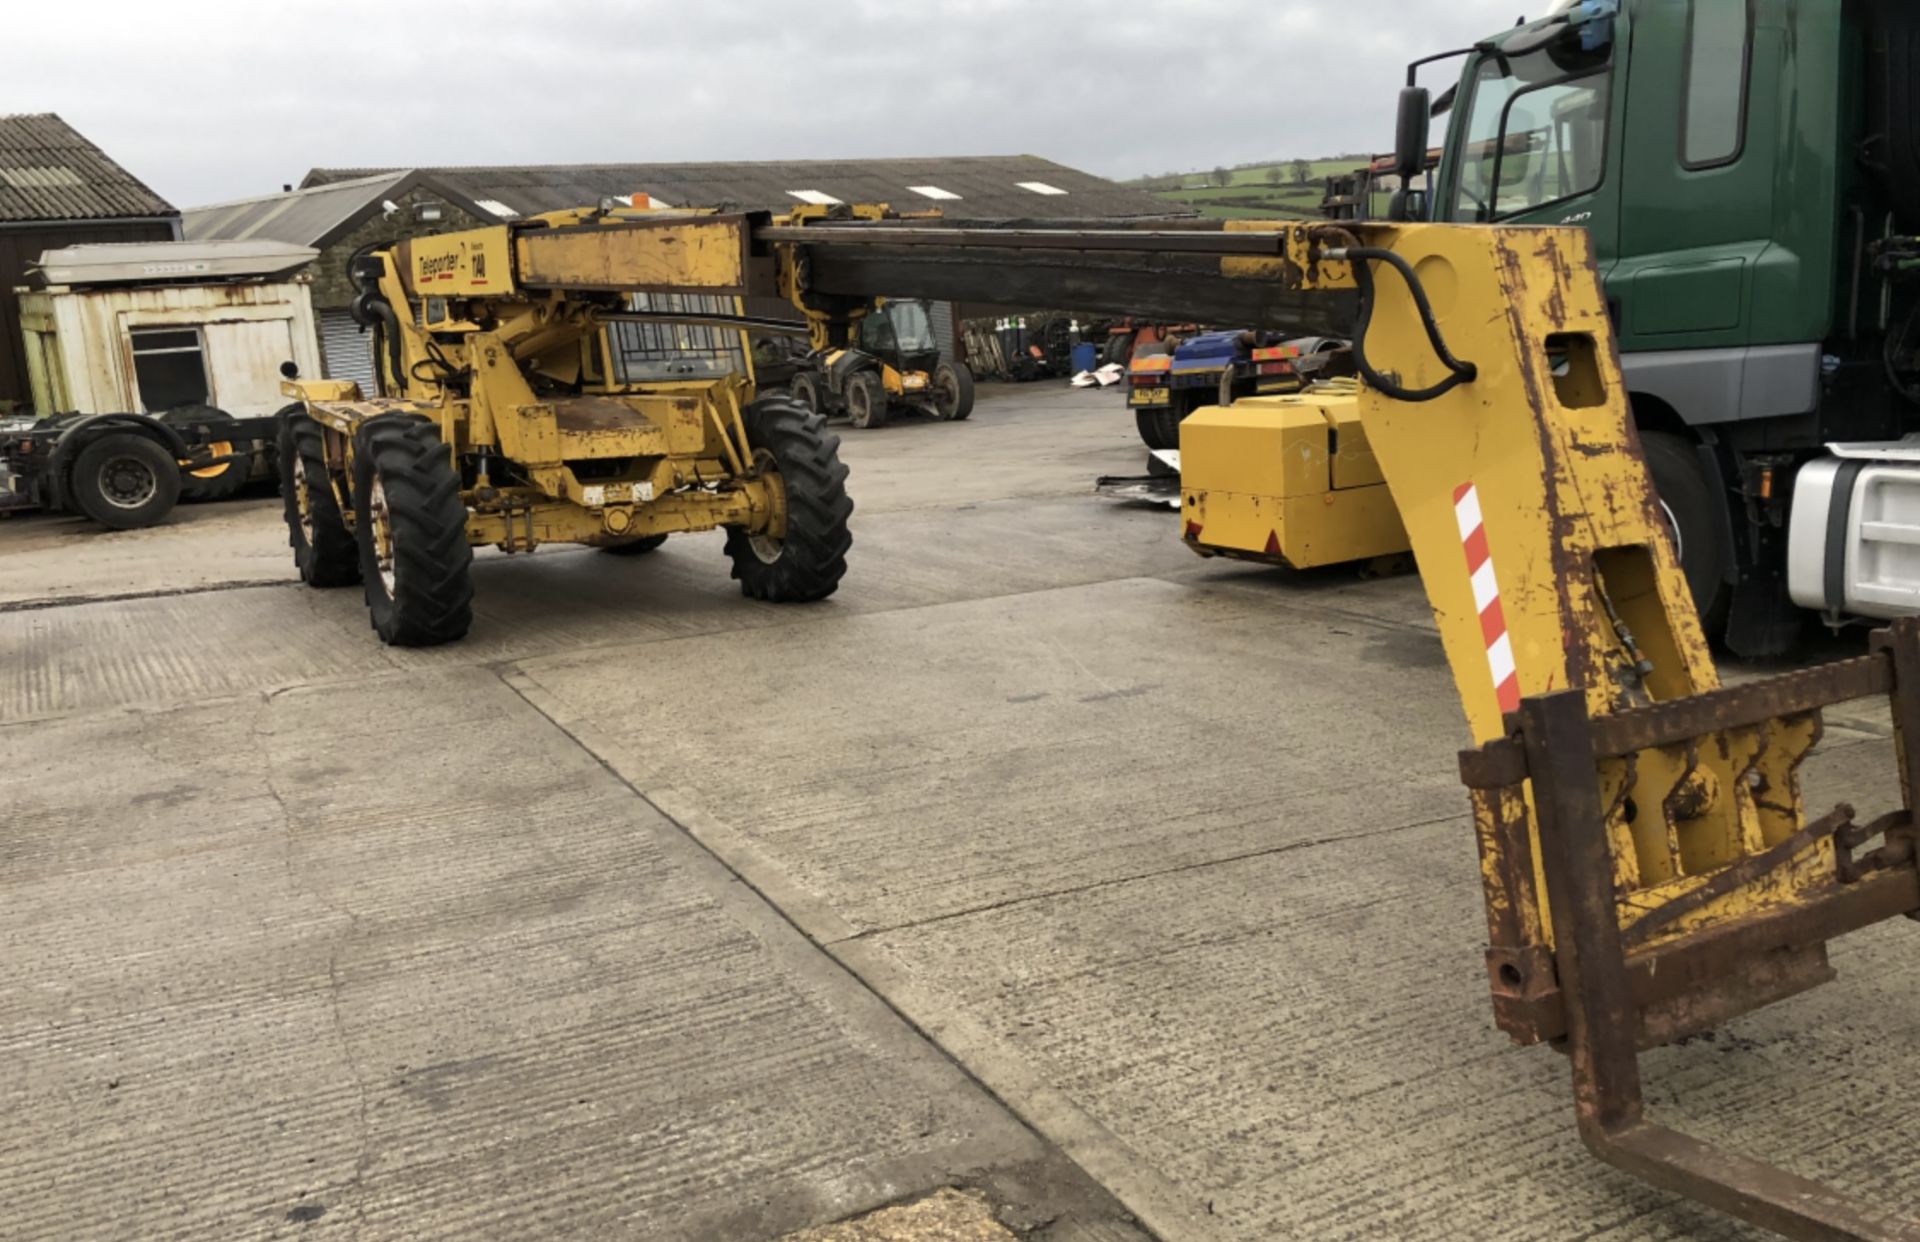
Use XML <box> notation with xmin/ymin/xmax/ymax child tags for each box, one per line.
<box><xmin>351</xmin><ymin>415</ymin><xmax>473</xmax><ymax>647</ymax></box>
<box><xmin>725</xmin><ymin>395</ymin><xmax>853</xmax><ymax>602</ymax></box>
<box><xmin>280</xmin><ymin>407</ymin><xmax>360</xmax><ymax>588</ymax></box>
<box><xmin>70</xmin><ymin>432</ymin><xmax>181</xmax><ymax>529</ymax></box>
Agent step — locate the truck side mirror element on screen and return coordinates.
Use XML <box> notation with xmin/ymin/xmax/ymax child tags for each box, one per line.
<box><xmin>280</xmin><ymin>360</ymin><xmax>300</xmax><ymax>379</ymax></box>
<box><xmin>1394</xmin><ymin>87</ymin><xmax>1431</xmax><ymax>181</ymax></box>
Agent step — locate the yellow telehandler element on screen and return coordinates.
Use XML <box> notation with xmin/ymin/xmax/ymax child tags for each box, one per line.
<box><xmin>787</xmin><ymin>297</ymin><xmax>974</xmax><ymax>429</ymax></box>
<box><xmin>278</xmin><ymin>211</ymin><xmax>852</xmax><ymax>646</ymax></box>
<box><xmin>277</xmin><ymin>188</ymin><xmax>1919</xmax><ymax>1237</ymax></box>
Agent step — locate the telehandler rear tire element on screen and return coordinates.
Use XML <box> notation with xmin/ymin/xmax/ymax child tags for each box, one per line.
<box><xmin>279</xmin><ymin>408</ymin><xmax>360</xmax><ymax>588</ymax></box>
<box><xmin>350</xmin><ymin>415</ymin><xmax>473</xmax><ymax>647</ymax></box>
<box><xmin>846</xmin><ymin>372</ymin><xmax>889</xmax><ymax>429</ymax></box>
<box><xmin>725</xmin><ymin>395</ymin><xmax>852</xmax><ymax>602</ymax></box>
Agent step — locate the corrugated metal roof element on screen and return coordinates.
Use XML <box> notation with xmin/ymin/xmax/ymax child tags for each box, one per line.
<box><xmin>0</xmin><ymin>113</ymin><xmax>176</xmax><ymax>222</ymax></box>
<box><xmin>183</xmin><ymin>172</ymin><xmax>416</xmax><ymax>247</ymax></box>
<box><xmin>297</xmin><ymin>156</ymin><xmax>1184</xmax><ymax>222</ymax></box>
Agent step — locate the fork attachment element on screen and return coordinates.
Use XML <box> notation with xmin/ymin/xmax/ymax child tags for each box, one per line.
<box><xmin>1460</xmin><ymin>620</ymin><xmax>1920</xmax><ymax>1240</ymax></box>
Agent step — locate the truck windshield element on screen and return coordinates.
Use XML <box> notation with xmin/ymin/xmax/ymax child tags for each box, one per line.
<box><xmin>1448</xmin><ymin>42</ymin><xmax>1611</xmax><ymax>222</ymax></box>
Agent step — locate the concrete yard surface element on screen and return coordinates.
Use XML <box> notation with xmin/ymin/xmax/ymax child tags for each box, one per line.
<box><xmin>5</xmin><ymin>382</ymin><xmax>1919</xmax><ymax>1240</ymax></box>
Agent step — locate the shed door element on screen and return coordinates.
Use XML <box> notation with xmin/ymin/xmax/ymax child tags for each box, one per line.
<box><xmin>319</xmin><ymin>308</ymin><xmax>376</xmax><ymax>394</ymax></box>
<box><xmin>202</xmin><ymin>319</ymin><xmax>302</xmax><ymax>416</ymax></box>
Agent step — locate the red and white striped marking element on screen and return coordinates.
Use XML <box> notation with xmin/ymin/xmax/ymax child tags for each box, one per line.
<box><xmin>1453</xmin><ymin>482</ymin><xmax>1521</xmax><ymax>714</ymax></box>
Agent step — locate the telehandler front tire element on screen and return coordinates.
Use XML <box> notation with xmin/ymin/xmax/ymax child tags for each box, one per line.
<box><xmin>933</xmin><ymin>361</ymin><xmax>975</xmax><ymax>420</ymax></box>
<box><xmin>846</xmin><ymin>372</ymin><xmax>889</xmax><ymax>429</ymax></box>
<box><xmin>789</xmin><ymin>371</ymin><xmax>822</xmax><ymax>415</ymax></box>
<box><xmin>279</xmin><ymin>407</ymin><xmax>360</xmax><ymax>588</ymax></box>
<box><xmin>725</xmin><ymin>395</ymin><xmax>852</xmax><ymax>602</ymax></box>
<box><xmin>350</xmin><ymin>415</ymin><xmax>473</xmax><ymax>647</ymax></box>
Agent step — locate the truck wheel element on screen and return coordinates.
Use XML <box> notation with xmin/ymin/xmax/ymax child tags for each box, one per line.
<box><xmin>1641</xmin><ymin>431</ymin><xmax>1730</xmax><ymax>630</ymax></box>
<box><xmin>161</xmin><ymin>404</ymin><xmax>248</xmax><ymax>501</ymax></box>
<box><xmin>1134</xmin><ymin>408</ymin><xmax>1176</xmax><ymax>450</ymax></box>
<box><xmin>601</xmin><ymin>533</ymin><xmax>668</xmax><ymax>555</ymax></box>
<box><xmin>789</xmin><ymin>371</ymin><xmax>822</xmax><ymax>415</ymax></box>
<box><xmin>350</xmin><ymin>415</ymin><xmax>473</xmax><ymax>646</ymax></box>
<box><xmin>933</xmin><ymin>361</ymin><xmax>975</xmax><ymax>420</ymax></box>
<box><xmin>725</xmin><ymin>395</ymin><xmax>852</xmax><ymax>601</ymax></box>
<box><xmin>70</xmin><ymin>432</ymin><xmax>180</xmax><ymax>529</ymax></box>
<box><xmin>846</xmin><ymin>372</ymin><xmax>889</xmax><ymax>429</ymax></box>
<box><xmin>1135</xmin><ymin>401</ymin><xmax>1185</xmax><ymax>451</ymax></box>
<box><xmin>279</xmin><ymin>409</ymin><xmax>360</xmax><ymax>587</ymax></box>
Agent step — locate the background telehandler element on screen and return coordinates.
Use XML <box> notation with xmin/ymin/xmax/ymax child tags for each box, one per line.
<box><xmin>786</xmin><ymin>296</ymin><xmax>974</xmax><ymax>428</ymax></box>
<box><xmin>277</xmin><ymin>211</ymin><xmax>853</xmax><ymax>647</ymax></box>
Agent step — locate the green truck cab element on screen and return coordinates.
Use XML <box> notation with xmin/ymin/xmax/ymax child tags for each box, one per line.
<box><xmin>1407</xmin><ymin>0</ymin><xmax>1920</xmax><ymax>654</ymax></box>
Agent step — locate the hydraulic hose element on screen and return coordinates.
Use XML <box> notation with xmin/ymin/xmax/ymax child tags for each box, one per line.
<box><xmin>1321</xmin><ymin>243</ymin><xmax>1478</xmax><ymax>403</ymax></box>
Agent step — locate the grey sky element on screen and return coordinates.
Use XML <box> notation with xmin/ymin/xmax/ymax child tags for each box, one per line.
<box><xmin>4</xmin><ymin>1</ymin><xmax>1527</xmax><ymax>208</ymax></box>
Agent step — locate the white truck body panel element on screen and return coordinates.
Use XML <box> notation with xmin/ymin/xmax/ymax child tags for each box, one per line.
<box><xmin>1788</xmin><ymin>438</ymin><xmax>1920</xmax><ymax>619</ymax></box>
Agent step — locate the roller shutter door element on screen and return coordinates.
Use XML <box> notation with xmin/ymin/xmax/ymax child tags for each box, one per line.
<box><xmin>318</xmin><ymin>309</ymin><xmax>375</xmax><ymax>393</ymax></box>
<box><xmin>931</xmin><ymin>300</ymin><xmax>955</xmax><ymax>363</ymax></box>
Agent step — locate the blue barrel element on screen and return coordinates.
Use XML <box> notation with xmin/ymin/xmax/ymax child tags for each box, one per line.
<box><xmin>1071</xmin><ymin>342</ymin><xmax>1098</xmax><ymax>373</ymax></box>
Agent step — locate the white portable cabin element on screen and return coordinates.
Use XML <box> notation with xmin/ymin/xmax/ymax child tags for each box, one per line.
<box><xmin>15</xmin><ymin>240</ymin><xmax>322</xmax><ymax>419</ymax></box>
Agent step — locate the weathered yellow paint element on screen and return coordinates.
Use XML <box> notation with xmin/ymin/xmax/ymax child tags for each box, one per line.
<box><xmin>406</xmin><ymin>226</ymin><xmax>515</xmax><ymax>299</ymax></box>
<box><xmin>514</xmin><ymin>217</ymin><xmax>749</xmax><ymax>292</ymax></box>
<box><xmin>1342</xmin><ymin>220</ymin><xmax>1826</xmax><ymax>949</ymax></box>
<box><xmin>1179</xmin><ymin>389</ymin><xmax>1408</xmax><ymax>568</ymax></box>
<box><xmin>289</xmin><ymin>215</ymin><xmax>784</xmax><ymax>558</ymax></box>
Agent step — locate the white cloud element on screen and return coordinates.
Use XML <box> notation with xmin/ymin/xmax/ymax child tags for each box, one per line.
<box><xmin>0</xmin><ymin>0</ymin><xmax>1530</xmax><ymax>207</ymax></box>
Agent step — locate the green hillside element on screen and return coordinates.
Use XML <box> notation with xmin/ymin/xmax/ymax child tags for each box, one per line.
<box><xmin>1126</xmin><ymin>157</ymin><xmax>1374</xmax><ymax>220</ymax></box>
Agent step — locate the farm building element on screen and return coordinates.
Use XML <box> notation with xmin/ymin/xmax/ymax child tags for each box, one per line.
<box><xmin>182</xmin><ymin>157</ymin><xmax>1184</xmax><ymax>389</ymax></box>
<box><xmin>0</xmin><ymin>114</ymin><xmax>179</xmax><ymax>412</ymax></box>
